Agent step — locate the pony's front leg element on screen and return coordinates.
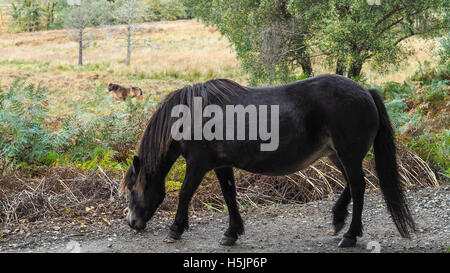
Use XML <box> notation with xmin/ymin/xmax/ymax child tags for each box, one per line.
<box><xmin>165</xmin><ymin>164</ymin><xmax>207</xmax><ymax>242</ymax></box>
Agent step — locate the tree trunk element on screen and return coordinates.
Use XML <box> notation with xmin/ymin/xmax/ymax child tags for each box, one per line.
<box><xmin>347</xmin><ymin>60</ymin><xmax>363</xmax><ymax>79</ymax></box>
<box><xmin>300</xmin><ymin>56</ymin><xmax>313</xmax><ymax>76</ymax></box>
<box><xmin>46</xmin><ymin>2</ymin><xmax>55</xmax><ymax>30</ymax></box>
<box><xmin>126</xmin><ymin>25</ymin><xmax>131</xmax><ymax>65</ymax></box>
<box><xmin>78</xmin><ymin>29</ymin><xmax>83</xmax><ymax>66</ymax></box>
<box><xmin>335</xmin><ymin>55</ymin><xmax>346</xmax><ymax>75</ymax></box>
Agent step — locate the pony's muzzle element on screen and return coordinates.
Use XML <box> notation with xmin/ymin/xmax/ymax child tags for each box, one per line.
<box><xmin>126</xmin><ymin>210</ymin><xmax>146</xmax><ymax>231</ymax></box>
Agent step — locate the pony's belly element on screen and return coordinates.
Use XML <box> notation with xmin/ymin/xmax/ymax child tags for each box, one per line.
<box><xmin>237</xmin><ymin>142</ymin><xmax>335</xmax><ymax>176</ymax></box>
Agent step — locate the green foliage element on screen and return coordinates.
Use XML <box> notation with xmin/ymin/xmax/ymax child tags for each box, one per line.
<box><xmin>378</xmin><ymin>46</ymin><xmax>449</xmax><ymax>179</ymax></box>
<box><xmin>438</xmin><ymin>34</ymin><xmax>450</xmax><ymax>67</ymax></box>
<box><xmin>382</xmin><ymin>81</ymin><xmax>415</xmax><ymax>101</ymax></box>
<box><xmin>291</xmin><ymin>0</ymin><xmax>449</xmax><ymax>78</ymax></box>
<box><xmin>0</xmin><ymin>78</ymin><xmax>157</xmax><ymax>172</ymax></box>
<box><xmin>185</xmin><ymin>0</ymin><xmax>449</xmax><ymax>83</ymax></box>
<box><xmin>143</xmin><ymin>0</ymin><xmax>189</xmax><ymax>21</ymax></box>
<box><xmin>0</xmin><ymin>79</ymin><xmax>57</xmax><ymax>169</ymax></box>
<box><xmin>183</xmin><ymin>0</ymin><xmax>314</xmax><ymax>85</ymax></box>
<box><xmin>9</xmin><ymin>0</ymin><xmax>75</xmax><ymax>32</ymax></box>
<box><xmin>10</xmin><ymin>0</ymin><xmax>44</xmax><ymax>32</ymax></box>
<box><xmin>385</xmin><ymin>99</ymin><xmax>409</xmax><ymax>129</ymax></box>
<box><xmin>46</xmin><ymin>0</ymin><xmax>72</xmax><ymax>30</ymax></box>
<box><xmin>75</xmin><ymin>147</ymin><xmax>122</xmax><ymax>171</ymax></box>
<box><xmin>167</xmin><ymin>158</ymin><xmax>186</xmax><ymax>181</ymax></box>
<box><xmin>8</xmin><ymin>0</ymin><xmax>194</xmax><ymax>33</ymax></box>
<box><xmin>406</xmin><ymin>130</ymin><xmax>450</xmax><ymax>178</ymax></box>
<box><xmin>57</xmin><ymin>88</ymin><xmax>155</xmax><ymax>164</ymax></box>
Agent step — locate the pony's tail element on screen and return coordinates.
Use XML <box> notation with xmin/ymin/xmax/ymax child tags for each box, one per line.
<box><xmin>368</xmin><ymin>89</ymin><xmax>416</xmax><ymax>238</ymax></box>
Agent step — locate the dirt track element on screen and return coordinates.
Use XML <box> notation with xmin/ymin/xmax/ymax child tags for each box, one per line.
<box><xmin>1</xmin><ymin>184</ymin><xmax>449</xmax><ymax>253</ymax></box>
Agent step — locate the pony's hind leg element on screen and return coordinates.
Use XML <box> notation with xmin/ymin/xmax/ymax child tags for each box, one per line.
<box><xmin>166</xmin><ymin>162</ymin><xmax>207</xmax><ymax>242</ymax></box>
<box><xmin>336</xmin><ymin>158</ymin><xmax>366</xmax><ymax>247</ymax></box>
<box><xmin>328</xmin><ymin>154</ymin><xmax>351</xmax><ymax>235</ymax></box>
<box><xmin>214</xmin><ymin>167</ymin><xmax>244</xmax><ymax>246</ymax></box>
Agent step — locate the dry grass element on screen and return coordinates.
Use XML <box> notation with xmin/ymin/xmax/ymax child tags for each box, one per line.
<box><xmin>313</xmin><ymin>37</ymin><xmax>441</xmax><ymax>84</ymax></box>
<box><xmin>0</xmin><ymin>20</ymin><xmax>242</xmax><ymax>117</ymax></box>
<box><xmin>0</xmin><ymin>20</ymin><xmax>439</xmax><ymax>100</ymax></box>
<box><xmin>0</xmin><ymin>20</ymin><xmax>440</xmax><ymax>119</ymax></box>
<box><xmin>0</xmin><ymin>166</ymin><xmax>125</xmax><ymax>223</ymax></box>
<box><xmin>166</xmin><ymin>146</ymin><xmax>441</xmax><ymax>213</ymax></box>
<box><xmin>1</xmin><ymin>145</ymin><xmax>441</xmax><ymax>224</ymax></box>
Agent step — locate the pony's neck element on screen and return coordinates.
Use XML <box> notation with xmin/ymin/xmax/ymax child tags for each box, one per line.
<box><xmin>145</xmin><ymin>143</ymin><xmax>180</xmax><ymax>187</ymax></box>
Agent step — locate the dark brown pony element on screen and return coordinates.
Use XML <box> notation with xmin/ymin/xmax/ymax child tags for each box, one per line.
<box><xmin>121</xmin><ymin>75</ymin><xmax>415</xmax><ymax>248</ymax></box>
<box><xmin>108</xmin><ymin>83</ymin><xmax>143</xmax><ymax>100</ymax></box>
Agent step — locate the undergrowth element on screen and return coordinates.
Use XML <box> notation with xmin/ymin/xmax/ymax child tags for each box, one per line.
<box><xmin>0</xmin><ymin>78</ymin><xmax>156</xmax><ymax>174</ymax></box>
<box><xmin>374</xmin><ymin>36</ymin><xmax>449</xmax><ymax>179</ymax></box>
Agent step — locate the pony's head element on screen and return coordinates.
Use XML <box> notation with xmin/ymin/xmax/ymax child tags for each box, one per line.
<box><xmin>108</xmin><ymin>83</ymin><xmax>120</xmax><ymax>92</ymax></box>
<box><xmin>121</xmin><ymin>155</ymin><xmax>165</xmax><ymax>230</ymax></box>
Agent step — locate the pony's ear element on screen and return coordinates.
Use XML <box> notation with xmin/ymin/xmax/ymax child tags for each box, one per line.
<box><xmin>132</xmin><ymin>155</ymin><xmax>140</xmax><ymax>174</ymax></box>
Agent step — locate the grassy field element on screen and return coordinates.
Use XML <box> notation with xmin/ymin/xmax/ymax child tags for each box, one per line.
<box><xmin>0</xmin><ymin>19</ymin><xmax>441</xmax><ymax>117</ymax></box>
<box><xmin>0</xmin><ymin>20</ymin><xmax>243</xmax><ymax>117</ymax></box>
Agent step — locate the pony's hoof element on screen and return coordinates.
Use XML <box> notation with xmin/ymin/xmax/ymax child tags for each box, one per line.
<box><xmin>164</xmin><ymin>230</ymin><xmax>181</xmax><ymax>243</ymax></box>
<box><xmin>220</xmin><ymin>235</ymin><xmax>237</xmax><ymax>246</ymax></box>
<box><xmin>338</xmin><ymin>236</ymin><xmax>357</xmax><ymax>248</ymax></box>
<box><xmin>333</xmin><ymin>222</ymin><xmax>345</xmax><ymax>235</ymax></box>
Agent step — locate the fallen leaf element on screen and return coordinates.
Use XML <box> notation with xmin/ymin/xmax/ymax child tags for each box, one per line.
<box><xmin>102</xmin><ymin>217</ymin><xmax>111</xmax><ymax>226</ymax></box>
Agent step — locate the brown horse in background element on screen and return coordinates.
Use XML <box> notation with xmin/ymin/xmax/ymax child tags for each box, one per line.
<box><xmin>108</xmin><ymin>83</ymin><xmax>143</xmax><ymax>100</ymax></box>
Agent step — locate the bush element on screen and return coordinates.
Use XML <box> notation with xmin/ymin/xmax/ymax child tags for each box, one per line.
<box><xmin>0</xmin><ymin>79</ymin><xmax>157</xmax><ymax>172</ymax></box>
<box><xmin>385</xmin><ymin>99</ymin><xmax>410</xmax><ymax>130</ymax></box>
<box><xmin>0</xmin><ymin>79</ymin><xmax>59</xmax><ymax>170</ymax></box>
<box><xmin>143</xmin><ymin>0</ymin><xmax>189</xmax><ymax>21</ymax></box>
<box><xmin>438</xmin><ymin>35</ymin><xmax>450</xmax><ymax>67</ymax></box>
<box><xmin>56</xmin><ymin>91</ymin><xmax>155</xmax><ymax>165</ymax></box>
<box><xmin>9</xmin><ymin>0</ymin><xmax>44</xmax><ymax>32</ymax></box>
<box><xmin>382</xmin><ymin>81</ymin><xmax>415</xmax><ymax>101</ymax></box>
<box><xmin>379</xmin><ymin>45</ymin><xmax>449</xmax><ymax>179</ymax></box>
<box><xmin>406</xmin><ymin>130</ymin><xmax>450</xmax><ymax>179</ymax></box>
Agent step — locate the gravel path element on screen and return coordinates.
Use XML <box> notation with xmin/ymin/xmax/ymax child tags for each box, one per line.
<box><xmin>1</xmin><ymin>184</ymin><xmax>449</xmax><ymax>253</ymax></box>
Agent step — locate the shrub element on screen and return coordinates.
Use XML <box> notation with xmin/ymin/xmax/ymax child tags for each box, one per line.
<box><xmin>0</xmin><ymin>79</ymin><xmax>157</xmax><ymax>172</ymax></box>
<box><xmin>143</xmin><ymin>0</ymin><xmax>189</xmax><ymax>21</ymax></box>
<box><xmin>406</xmin><ymin>130</ymin><xmax>450</xmax><ymax>179</ymax></box>
<box><xmin>382</xmin><ymin>81</ymin><xmax>415</xmax><ymax>101</ymax></box>
<box><xmin>380</xmin><ymin>46</ymin><xmax>449</xmax><ymax>180</ymax></box>
<box><xmin>438</xmin><ymin>35</ymin><xmax>450</xmax><ymax>67</ymax></box>
<box><xmin>385</xmin><ymin>99</ymin><xmax>410</xmax><ymax>130</ymax></box>
<box><xmin>0</xmin><ymin>79</ymin><xmax>59</xmax><ymax>170</ymax></box>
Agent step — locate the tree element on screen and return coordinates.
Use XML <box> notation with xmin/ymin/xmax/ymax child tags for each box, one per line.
<box><xmin>184</xmin><ymin>0</ymin><xmax>314</xmax><ymax>85</ymax></box>
<box><xmin>185</xmin><ymin>0</ymin><xmax>449</xmax><ymax>82</ymax></box>
<box><xmin>42</xmin><ymin>0</ymin><xmax>57</xmax><ymax>29</ymax></box>
<box><xmin>115</xmin><ymin>0</ymin><xmax>144</xmax><ymax>65</ymax></box>
<box><xmin>10</xmin><ymin>0</ymin><xmax>44</xmax><ymax>32</ymax></box>
<box><xmin>291</xmin><ymin>0</ymin><xmax>450</xmax><ymax>78</ymax></box>
<box><xmin>143</xmin><ymin>0</ymin><xmax>189</xmax><ymax>21</ymax></box>
<box><xmin>65</xmin><ymin>0</ymin><xmax>109</xmax><ymax>65</ymax></box>
<box><xmin>9</xmin><ymin>0</ymin><xmax>69</xmax><ymax>32</ymax></box>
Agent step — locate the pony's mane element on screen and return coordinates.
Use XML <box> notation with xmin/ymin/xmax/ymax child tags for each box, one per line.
<box><xmin>132</xmin><ymin>78</ymin><xmax>248</xmax><ymax>194</ymax></box>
